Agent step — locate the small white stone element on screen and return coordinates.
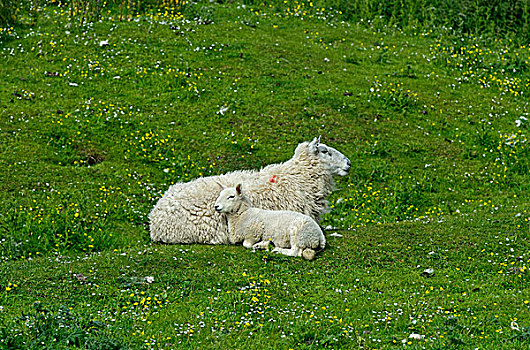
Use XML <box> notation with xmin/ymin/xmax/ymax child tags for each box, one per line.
<box><xmin>408</xmin><ymin>333</ymin><xmax>424</xmax><ymax>340</ymax></box>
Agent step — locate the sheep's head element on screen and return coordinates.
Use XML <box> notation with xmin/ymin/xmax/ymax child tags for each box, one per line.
<box><xmin>214</xmin><ymin>184</ymin><xmax>243</xmax><ymax>214</ymax></box>
<box><xmin>306</xmin><ymin>137</ymin><xmax>351</xmax><ymax>176</ymax></box>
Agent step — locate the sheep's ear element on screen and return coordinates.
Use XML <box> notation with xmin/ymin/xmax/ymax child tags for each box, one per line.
<box><xmin>235</xmin><ymin>184</ymin><xmax>242</xmax><ymax>195</ymax></box>
<box><xmin>308</xmin><ymin>137</ymin><xmax>320</xmax><ymax>154</ymax></box>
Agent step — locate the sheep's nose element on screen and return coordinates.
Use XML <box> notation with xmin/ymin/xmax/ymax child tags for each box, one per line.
<box><xmin>346</xmin><ymin>159</ymin><xmax>351</xmax><ymax>167</ymax></box>
<box><xmin>214</xmin><ymin>205</ymin><xmax>221</xmax><ymax>212</ymax></box>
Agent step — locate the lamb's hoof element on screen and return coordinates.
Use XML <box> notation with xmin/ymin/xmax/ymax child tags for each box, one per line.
<box><xmin>271</xmin><ymin>247</ymin><xmax>281</xmax><ymax>254</ymax></box>
<box><xmin>302</xmin><ymin>249</ymin><xmax>316</xmax><ymax>260</ymax></box>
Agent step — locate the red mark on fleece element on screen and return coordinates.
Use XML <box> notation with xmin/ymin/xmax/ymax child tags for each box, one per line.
<box><xmin>269</xmin><ymin>175</ymin><xmax>277</xmax><ymax>183</ymax></box>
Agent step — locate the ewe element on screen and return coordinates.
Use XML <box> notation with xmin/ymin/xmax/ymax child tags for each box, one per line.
<box><xmin>149</xmin><ymin>137</ymin><xmax>350</xmax><ymax>244</ymax></box>
<box><xmin>215</xmin><ymin>184</ymin><xmax>326</xmax><ymax>260</ymax></box>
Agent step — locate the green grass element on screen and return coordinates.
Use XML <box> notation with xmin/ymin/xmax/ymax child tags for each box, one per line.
<box><xmin>1</xmin><ymin>1</ymin><xmax>529</xmax><ymax>349</ymax></box>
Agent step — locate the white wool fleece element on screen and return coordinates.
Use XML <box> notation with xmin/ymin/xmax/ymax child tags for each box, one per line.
<box><xmin>214</xmin><ymin>185</ymin><xmax>326</xmax><ymax>260</ymax></box>
<box><xmin>149</xmin><ymin>138</ymin><xmax>350</xmax><ymax>244</ymax></box>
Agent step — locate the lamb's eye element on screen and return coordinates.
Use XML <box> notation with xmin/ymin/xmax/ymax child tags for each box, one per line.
<box><xmin>227</xmin><ymin>195</ymin><xmax>235</xmax><ymax>199</ymax></box>
<box><xmin>321</xmin><ymin>149</ymin><xmax>328</xmax><ymax>154</ymax></box>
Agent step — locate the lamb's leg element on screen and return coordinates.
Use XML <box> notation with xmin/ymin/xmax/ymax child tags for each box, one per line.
<box><xmin>272</xmin><ymin>246</ymin><xmax>302</xmax><ymax>257</ymax></box>
<box><xmin>243</xmin><ymin>237</ymin><xmax>259</xmax><ymax>249</ymax></box>
<box><xmin>252</xmin><ymin>240</ymin><xmax>272</xmax><ymax>250</ymax></box>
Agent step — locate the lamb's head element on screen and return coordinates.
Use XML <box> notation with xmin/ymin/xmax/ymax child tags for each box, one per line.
<box><xmin>214</xmin><ymin>184</ymin><xmax>244</xmax><ymax>214</ymax></box>
<box><xmin>297</xmin><ymin>137</ymin><xmax>351</xmax><ymax>176</ymax></box>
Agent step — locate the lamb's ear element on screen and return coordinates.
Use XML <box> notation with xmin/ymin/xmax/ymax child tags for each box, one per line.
<box><xmin>235</xmin><ymin>184</ymin><xmax>242</xmax><ymax>195</ymax></box>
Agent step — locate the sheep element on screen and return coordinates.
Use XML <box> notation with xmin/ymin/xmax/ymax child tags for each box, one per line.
<box><xmin>214</xmin><ymin>184</ymin><xmax>326</xmax><ymax>260</ymax></box>
<box><xmin>149</xmin><ymin>137</ymin><xmax>350</xmax><ymax>244</ymax></box>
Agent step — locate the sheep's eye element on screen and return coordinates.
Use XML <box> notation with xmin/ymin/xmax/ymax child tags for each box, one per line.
<box><xmin>227</xmin><ymin>195</ymin><xmax>235</xmax><ymax>199</ymax></box>
<box><xmin>321</xmin><ymin>149</ymin><xmax>328</xmax><ymax>154</ymax></box>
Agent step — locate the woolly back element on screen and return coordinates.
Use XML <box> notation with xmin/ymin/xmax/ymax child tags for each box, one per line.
<box><xmin>217</xmin><ymin>138</ymin><xmax>349</xmax><ymax>222</ymax></box>
<box><xmin>245</xmin><ymin>149</ymin><xmax>333</xmax><ymax>221</ymax></box>
<box><xmin>293</xmin><ymin>141</ymin><xmax>313</xmax><ymax>161</ymax></box>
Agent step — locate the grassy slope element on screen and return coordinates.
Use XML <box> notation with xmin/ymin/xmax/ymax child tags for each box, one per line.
<box><xmin>1</xmin><ymin>1</ymin><xmax>529</xmax><ymax>349</ymax></box>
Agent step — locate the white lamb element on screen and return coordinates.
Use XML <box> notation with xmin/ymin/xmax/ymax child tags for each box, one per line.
<box><xmin>214</xmin><ymin>184</ymin><xmax>326</xmax><ymax>260</ymax></box>
<box><xmin>149</xmin><ymin>137</ymin><xmax>350</xmax><ymax>244</ymax></box>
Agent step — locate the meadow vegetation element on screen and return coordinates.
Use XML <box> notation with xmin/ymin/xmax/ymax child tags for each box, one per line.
<box><xmin>1</xmin><ymin>0</ymin><xmax>529</xmax><ymax>349</ymax></box>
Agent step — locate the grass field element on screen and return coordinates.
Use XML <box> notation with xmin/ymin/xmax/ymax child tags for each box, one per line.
<box><xmin>1</xmin><ymin>1</ymin><xmax>530</xmax><ymax>349</ymax></box>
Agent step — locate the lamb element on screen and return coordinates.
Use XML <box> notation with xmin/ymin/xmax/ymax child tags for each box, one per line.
<box><xmin>214</xmin><ymin>184</ymin><xmax>326</xmax><ymax>260</ymax></box>
<box><xmin>149</xmin><ymin>137</ymin><xmax>350</xmax><ymax>244</ymax></box>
